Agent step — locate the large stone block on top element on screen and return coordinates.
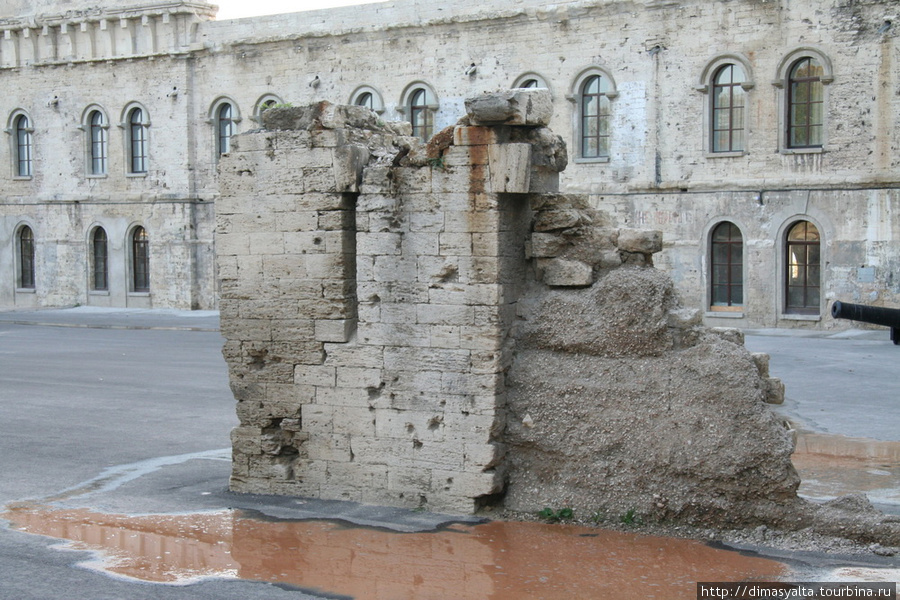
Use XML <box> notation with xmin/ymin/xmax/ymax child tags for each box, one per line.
<box><xmin>465</xmin><ymin>89</ymin><xmax>553</xmax><ymax>127</ymax></box>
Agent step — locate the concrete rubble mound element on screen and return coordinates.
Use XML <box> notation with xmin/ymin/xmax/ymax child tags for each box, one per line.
<box><xmin>216</xmin><ymin>90</ymin><xmax>900</xmax><ymax>543</ymax></box>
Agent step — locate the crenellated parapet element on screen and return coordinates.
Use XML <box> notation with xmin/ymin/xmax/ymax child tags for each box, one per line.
<box><xmin>0</xmin><ymin>1</ymin><xmax>215</xmax><ymax>67</ymax></box>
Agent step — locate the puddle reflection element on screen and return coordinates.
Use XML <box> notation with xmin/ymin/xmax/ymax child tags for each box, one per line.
<box><xmin>3</xmin><ymin>504</ymin><xmax>788</xmax><ymax>599</ymax></box>
<box><xmin>793</xmin><ymin>433</ymin><xmax>900</xmax><ymax>505</ymax></box>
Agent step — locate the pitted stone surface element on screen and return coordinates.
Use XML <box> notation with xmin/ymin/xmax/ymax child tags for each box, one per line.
<box><xmin>218</xmin><ymin>93</ymin><xmax>801</xmax><ymax>526</ymax></box>
<box><xmin>465</xmin><ymin>89</ymin><xmax>553</xmax><ymax>127</ymax></box>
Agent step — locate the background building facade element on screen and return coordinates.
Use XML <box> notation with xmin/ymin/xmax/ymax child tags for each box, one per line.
<box><xmin>0</xmin><ymin>0</ymin><xmax>897</xmax><ymax>330</ymax></box>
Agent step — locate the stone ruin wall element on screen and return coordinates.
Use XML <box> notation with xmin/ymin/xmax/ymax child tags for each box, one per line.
<box><xmin>217</xmin><ymin>90</ymin><xmax>805</xmax><ymax>523</ymax></box>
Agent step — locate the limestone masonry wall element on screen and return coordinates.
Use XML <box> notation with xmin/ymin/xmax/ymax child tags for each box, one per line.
<box><xmin>218</xmin><ymin>90</ymin><xmax>806</xmax><ymax>522</ymax></box>
<box><xmin>1</xmin><ymin>0</ymin><xmax>898</xmax><ymax>328</ymax></box>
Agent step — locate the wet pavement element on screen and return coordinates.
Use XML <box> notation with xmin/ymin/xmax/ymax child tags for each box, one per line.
<box><xmin>1</xmin><ymin>309</ymin><xmax>899</xmax><ymax>599</ymax></box>
<box><xmin>744</xmin><ymin>330</ymin><xmax>900</xmax><ymax>515</ymax></box>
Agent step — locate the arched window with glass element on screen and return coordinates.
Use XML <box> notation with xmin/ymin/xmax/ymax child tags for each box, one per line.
<box><xmin>349</xmin><ymin>86</ymin><xmax>384</xmax><ymax>115</ymax></box>
<box><xmin>785</xmin><ymin>221</ymin><xmax>821</xmax><ymax>314</ymax></box>
<box><xmin>17</xmin><ymin>225</ymin><xmax>35</xmax><ymax>289</ymax></box>
<box><xmin>409</xmin><ymin>88</ymin><xmax>432</xmax><ymax>142</ymax></box>
<box><xmin>217</xmin><ymin>103</ymin><xmax>234</xmax><ymax>155</ymax></box>
<box><xmin>127</xmin><ymin>107</ymin><xmax>148</xmax><ymax>174</ymax></box>
<box><xmin>89</xmin><ymin>110</ymin><xmax>108</xmax><ymax>175</ymax></box>
<box><xmin>787</xmin><ymin>57</ymin><xmax>824</xmax><ymax>149</ymax></box>
<box><xmin>91</xmin><ymin>227</ymin><xmax>108</xmax><ymax>291</ymax></box>
<box><xmin>710</xmin><ymin>222</ymin><xmax>743</xmax><ymax>310</ymax></box>
<box><xmin>15</xmin><ymin>114</ymin><xmax>33</xmax><ymax>177</ymax></box>
<box><xmin>711</xmin><ymin>64</ymin><xmax>746</xmax><ymax>153</ymax></box>
<box><xmin>131</xmin><ymin>226</ymin><xmax>150</xmax><ymax>293</ymax></box>
<box><xmin>580</xmin><ymin>75</ymin><xmax>612</xmax><ymax>159</ymax></box>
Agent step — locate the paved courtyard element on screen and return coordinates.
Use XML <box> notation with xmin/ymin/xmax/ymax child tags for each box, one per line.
<box><xmin>0</xmin><ymin>308</ymin><xmax>898</xmax><ymax>598</ymax></box>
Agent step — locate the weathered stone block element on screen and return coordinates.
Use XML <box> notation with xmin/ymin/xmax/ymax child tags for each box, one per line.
<box><xmin>415</xmin><ymin>304</ymin><xmax>475</xmax><ymax>326</ymax></box>
<box><xmin>465</xmin><ymin>89</ymin><xmax>553</xmax><ymax>127</ymax></box>
<box><xmin>335</xmin><ymin>367</ymin><xmax>383</xmax><ymax>389</ymax></box>
<box><xmin>541</xmin><ymin>257</ymin><xmax>594</xmax><ymax>287</ymax></box>
<box><xmin>331</xmin><ymin>406</ymin><xmax>377</xmax><ymax>436</ymax></box>
<box><xmin>487</xmin><ymin>143</ymin><xmax>532</xmax><ymax>193</ymax></box>
<box><xmin>534</xmin><ymin>209</ymin><xmax>589</xmax><ymax>232</ymax></box>
<box><xmin>332</xmin><ymin>144</ymin><xmax>369</xmax><ymax>192</ymax></box>
<box><xmin>305</xmin><ymin>432</ymin><xmax>352</xmax><ymax>462</ymax></box>
<box><xmin>618</xmin><ymin>228</ymin><xmax>663</xmax><ymax>255</ymax></box>
<box><xmin>231</xmin><ymin>426</ymin><xmax>263</xmax><ymax>455</ymax></box>
<box><xmin>294</xmin><ymin>364</ymin><xmax>336</xmax><ymax>387</ymax></box>
<box><xmin>314</xmin><ymin>318</ymin><xmax>356</xmax><ymax>343</ymax></box>
<box><xmin>530</xmin><ymin>232</ymin><xmax>567</xmax><ymax>257</ymax></box>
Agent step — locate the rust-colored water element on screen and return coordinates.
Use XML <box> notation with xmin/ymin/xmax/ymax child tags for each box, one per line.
<box><xmin>3</xmin><ymin>504</ymin><xmax>788</xmax><ymax>599</ymax></box>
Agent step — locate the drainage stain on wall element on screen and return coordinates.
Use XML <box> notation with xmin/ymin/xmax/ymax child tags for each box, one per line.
<box><xmin>3</xmin><ymin>504</ymin><xmax>787</xmax><ymax>598</ymax></box>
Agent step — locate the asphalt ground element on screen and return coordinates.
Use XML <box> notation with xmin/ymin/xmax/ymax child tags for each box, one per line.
<box><xmin>0</xmin><ymin>308</ymin><xmax>474</xmax><ymax>600</ymax></box>
<box><xmin>0</xmin><ymin>307</ymin><xmax>898</xmax><ymax>598</ymax></box>
<box><xmin>743</xmin><ymin>328</ymin><xmax>899</xmax><ymax>442</ymax></box>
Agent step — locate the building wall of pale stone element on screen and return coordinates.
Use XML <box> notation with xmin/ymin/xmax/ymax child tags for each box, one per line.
<box><xmin>0</xmin><ymin>0</ymin><xmax>897</xmax><ymax>327</ymax></box>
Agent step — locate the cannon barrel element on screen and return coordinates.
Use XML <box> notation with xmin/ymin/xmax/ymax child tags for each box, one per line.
<box><xmin>831</xmin><ymin>301</ymin><xmax>900</xmax><ymax>345</ymax></box>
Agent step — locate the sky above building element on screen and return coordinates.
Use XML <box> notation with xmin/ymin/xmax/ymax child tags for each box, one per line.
<box><xmin>214</xmin><ymin>0</ymin><xmax>382</xmax><ymax>20</ymax></box>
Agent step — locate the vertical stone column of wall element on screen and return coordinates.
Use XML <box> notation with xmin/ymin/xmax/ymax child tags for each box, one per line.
<box><xmin>343</xmin><ymin>129</ymin><xmax>527</xmax><ymax>513</ymax></box>
<box><xmin>217</xmin><ymin>105</ymin><xmax>366</xmax><ymax>495</ymax></box>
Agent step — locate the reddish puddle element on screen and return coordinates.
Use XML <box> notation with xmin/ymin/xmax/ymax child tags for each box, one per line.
<box><xmin>2</xmin><ymin>504</ymin><xmax>788</xmax><ymax>599</ymax></box>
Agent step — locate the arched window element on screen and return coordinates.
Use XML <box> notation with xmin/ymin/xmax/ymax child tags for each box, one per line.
<box><xmin>409</xmin><ymin>88</ymin><xmax>432</xmax><ymax>142</ymax></box>
<box><xmin>399</xmin><ymin>83</ymin><xmax>438</xmax><ymax>143</ymax></box>
<box><xmin>774</xmin><ymin>49</ymin><xmax>833</xmax><ymax>153</ymax></box>
<box><xmin>349</xmin><ymin>86</ymin><xmax>385</xmax><ymax>114</ymax></box>
<box><xmin>787</xmin><ymin>57</ymin><xmax>824</xmax><ymax>149</ymax></box>
<box><xmin>512</xmin><ymin>72</ymin><xmax>550</xmax><ymax>92</ymax></box>
<box><xmin>696</xmin><ymin>54</ymin><xmax>754</xmax><ymax>156</ymax></box>
<box><xmin>785</xmin><ymin>221</ymin><xmax>820</xmax><ymax>313</ymax></box>
<box><xmin>252</xmin><ymin>95</ymin><xmax>283</xmax><ymax>124</ymax></box>
<box><xmin>580</xmin><ymin>75</ymin><xmax>612</xmax><ymax>159</ymax></box>
<box><xmin>356</xmin><ymin>92</ymin><xmax>374</xmax><ymax>110</ymax></box>
<box><xmin>17</xmin><ymin>225</ymin><xmax>35</xmax><ymax>289</ymax></box>
<box><xmin>127</xmin><ymin>107</ymin><xmax>148</xmax><ymax>174</ymax></box>
<box><xmin>711</xmin><ymin>64</ymin><xmax>746</xmax><ymax>153</ymax></box>
<box><xmin>217</xmin><ymin>103</ymin><xmax>234</xmax><ymax>155</ymax></box>
<box><xmin>15</xmin><ymin>114</ymin><xmax>33</xmax><ymax>177</ymax></box>
<box><xmin>91</xmin><ymin>227</ymin><xmax>108</xmax><ymax>291</ymax></box>
<box><xmin>132</xmin><ymin>226</ymin><xmax>149</xmax><ymax>293</ymax></box>
<box><xmin>89</xmin><ymin>110</ymin><xmax>108</xmax><ymax>175</ymax></box>
<box><xmin>710</xmin><ymin>222</ymin><xmax>743</xmax><ymax>309</ymax></box>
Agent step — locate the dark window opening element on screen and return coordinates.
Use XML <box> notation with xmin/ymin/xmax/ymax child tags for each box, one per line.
<box><xmin>410</xmin><ymin>89</ymin><xmax>432</xmax><ymax>142</ymax></box>
<box><xmin>580</xmin><ymin>75</ymin><xmax>611</xmax><ymax>159</ymax></box>
<box><xmin>785</xmin><ymin>221</ymin><xmax>821</xmax><ymax>313</ymax></box>
<box><xmin>92</xmin><ymin>228</ymin><xmax>108</xmax><ymax>291</ymax></box>
<box><xmin>710</xmin><ymin>221</ymin><xmax>743</xmax><ymax>309</ymax></box>
<box><xmin>90</xmin><ymin>111</ymin><xmax>107</xmax><ymax>175</ymax></box>
<box><xmin>711</xmin><ymin>64</ymin><xmax>746</xmax><ymax>153</ymax></box>
<box><xmin>217</xmin><ymin>103</ymin><xmax>234</xmax><ymax>155</ymax></box>
<box><xmin>787</xmin><ymin>58</ymin><xmax>824</xmax><ymax>149</ymax></box>
<box><xmin>129</xmin><ymin>108</ymin><xmax>147</xmax><ymax>173</ymax></box>
<box><xmin>132</xmin><ymin>226</ymin><xmax>150</xmax><ymax>293</ymax></box>
<box><xmin>18</xmin><ymin>225</ymin><xmax>35</xmax><ymax>289</ymax></box>
<box><xmin>16</xmin><ymin>115</ymin><xmax>32</xmax><ymax>177</ymax></box>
